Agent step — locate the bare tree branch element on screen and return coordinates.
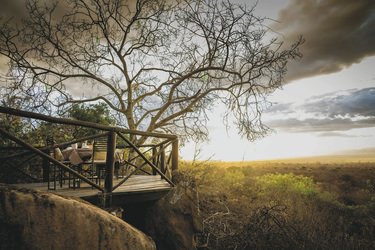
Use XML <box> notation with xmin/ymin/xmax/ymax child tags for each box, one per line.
<box><xmin>0</xmin><ymin>0</ymin><xmax>303</xmax><ymax>145</ymax></box>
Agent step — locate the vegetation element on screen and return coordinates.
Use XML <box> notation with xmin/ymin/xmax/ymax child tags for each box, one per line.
<box><xmin>1</xmin><ymin>103</ymin><xmax>116</xmax><ymax>147</ymax></box>
<box><xmin>181</xmin><ymin>159</ymin><xmax>375</xmax><ymax>249</ymax></box>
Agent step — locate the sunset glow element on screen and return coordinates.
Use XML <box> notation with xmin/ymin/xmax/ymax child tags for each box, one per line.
<box><xmin>181</xmin><ymin>1</ymin><xmax>375</xmax><ymax>161</ymax></box>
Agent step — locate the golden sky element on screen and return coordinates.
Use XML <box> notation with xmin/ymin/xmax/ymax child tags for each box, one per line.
<box><xmin>183</xmin><ymin>0</ymin><xmax>375</xmax><ymax>161</ymax></box>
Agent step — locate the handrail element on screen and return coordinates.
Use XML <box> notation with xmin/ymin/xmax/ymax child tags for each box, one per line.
<box><xmin>113</xmin><ymin>135</ymin><xmax>175</xmax><ymax>190</ymax></box>
<box><xmin>0</xmin><ymin>133</ymin><xmax>108</xmax><ymax>161</ymax></box>
<box><xmin>1</xmin><ymin>154</ymin><xmax>40</xmax><ymax>182</ymax></box>
<box><xmin>0</xmin><ymin>127</ymin><xmax>105</xmax><ymax>191</ymax></box>
<box><xmin>0</xmin><ymin>106</ymin><xmax>177</xmax><ymax>139</ymax></box>
<box><xmin>0</xmin><ymin>106</ymin><xmax>179</xmax><ymax>199</ymax></box>
<box><xmin>116</xmin><ymin>132</ymin><xmax>175</xmax><ymax>187</ymax></box>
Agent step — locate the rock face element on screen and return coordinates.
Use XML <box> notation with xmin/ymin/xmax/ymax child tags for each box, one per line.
<box><xmin>145</xmin><ymin>170</ymin><xmax>203</xmax><ymax>250</ymax></box>
<box><xmin>0</xmin><ymin>184</ymin><xmax>156</xmax><ymax>250</ymax></box>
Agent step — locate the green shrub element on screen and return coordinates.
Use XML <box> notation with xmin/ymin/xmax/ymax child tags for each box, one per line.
<box><xmin>224</xmin><ymin>168</ymin><xmax>245</xmax><ymax>194</ymax></box>
<box><xmin>254</xmin><ymin>173</ymin><xmax>321</xmax><ymax>201</ymax></box>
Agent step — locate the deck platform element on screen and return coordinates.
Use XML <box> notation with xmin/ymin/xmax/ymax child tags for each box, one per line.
<box><xmin>12</xmin><ymin>175</ymin><xmax>173</xmax><ymax>205</ymax></box>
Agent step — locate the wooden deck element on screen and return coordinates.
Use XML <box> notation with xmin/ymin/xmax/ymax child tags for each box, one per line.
<box><xmin>12</xmin><ymin>175</ymin><xmax>173</xmax><ymax>205</ymax></box>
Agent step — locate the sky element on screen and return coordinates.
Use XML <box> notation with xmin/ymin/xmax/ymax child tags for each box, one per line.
<box><xmin>182</xmin><ymin>0</ymin><xmax>375</xmax><ymax>161</ymax></box>
<box><xmin>1</xmin><ymin>0</ymin><xmax>374</xmax><ymax>161</ymax></box>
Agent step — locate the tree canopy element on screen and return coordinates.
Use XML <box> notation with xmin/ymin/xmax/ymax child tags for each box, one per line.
<box><xmin>0</xmin><ymin>0</ymin><xmax>303</xmax><ymax>144</ymax></box>
<box><xmin>0</xmin><ymin>102</ymin><xmax>116</xmax><ymax>147</ymax></box>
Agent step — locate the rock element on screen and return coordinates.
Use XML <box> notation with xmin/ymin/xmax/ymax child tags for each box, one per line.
<box><xmin>145</xmin><ymin>170</ymin><xmax>203</xmax><ymax>250</ymax></box>
<box><xmin>0</xmin><ymin>183</ymin><xmax>156</xmax><ymax>250</ymax></box>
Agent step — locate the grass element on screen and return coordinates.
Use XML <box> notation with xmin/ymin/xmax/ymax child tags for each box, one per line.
<box><xmin>180</xmin><ymin>157</ymin><xmax>375</xmax><ymax>249</ymax></box>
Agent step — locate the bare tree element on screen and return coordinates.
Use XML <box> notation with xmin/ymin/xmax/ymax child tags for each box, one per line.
<box><xmin>0</xmin><ymin>0</ymin><xmax>303</xmax><ymax>145</ymax></box>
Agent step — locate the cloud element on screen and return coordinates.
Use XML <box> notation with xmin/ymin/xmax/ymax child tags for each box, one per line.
<box><xmin>0</xmin><ymin>0</ymin><xmax>28</xmax><ymax>20</ymax></box>
<box><xmin>302</xmin><ymin>88</ymin><xmax>375</xmax><ymax>118</ymax></box>
<box><xmin>0</xmin><ymin>0</ymin><xmax>71</xmax><ymax>22</ymax></box>
<box><xmin>316</xmin><ymin>132</ymin><xmax>371</xmax><ymax>138</ymax></box>
<box><xmin>267</xmin><ymin>102</ymin><xmax>295</xmax><ymax>114</ymax></box>
<box><xmin>273</xmin><ymin>0</ymin><xmax>375</xmax><ymax>82</ymax></box>
<box><xmin>266</xmin><ymin>117</ymin><xmax>375</xmax><ymax>133</ymax></box>
<box><xmin>266</xmin><ymin>87</ymin><xmax>375</xmax><ymax>132</ymax></box>
<box><xmin>0</xmin><ymin>0</ymin><xmax>69</xmax><ymax>75</ymax></box>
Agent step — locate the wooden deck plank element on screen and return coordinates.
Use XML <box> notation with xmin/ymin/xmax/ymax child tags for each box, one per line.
<box><xmin>11</xmin><ymin>175</ymin><xmax>173</xmax><ymax>204</ymax></box>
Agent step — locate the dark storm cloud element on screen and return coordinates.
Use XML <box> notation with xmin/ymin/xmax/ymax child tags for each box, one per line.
<box><xmin>0</xmin><ymin>0</ymin><xmax>69</xmax><ymax>73</ymax></box>
<box><xmin>0</xmin><ymin>0</ymin><xmax>28</xmax><ymax>72</ymax></box>
<box><xmin>266</xmin><ymin>87</ymin><xmax>375</xmax><ymax>132</ymax></box>
<box><xmin>0</xmin><ymin>0</ymin><xmax>69</xmax><ymax>21</ymax></box>
<box><xmin>273</xmin><ymin>0</ymin><xmax>375</xmax><ymax>82</ymax></box>
<box><xmin>1</xmin><ymin>0</ymin><xmax>26</xmax><ymax>20</ymax></box>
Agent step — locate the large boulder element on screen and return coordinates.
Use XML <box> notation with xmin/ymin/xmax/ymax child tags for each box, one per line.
<box><xmin>145</xmin><ymin>170</ymin><xmax>203</xmax><ymax>249</ymax></box>
<box><xmin>0</xmin><ymin>184</ymin><xmax>156</xmax><ymax>250</ymax></box>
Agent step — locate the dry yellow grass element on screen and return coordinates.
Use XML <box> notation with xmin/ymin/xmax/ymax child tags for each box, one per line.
<box><xmin>193</xmin><ymin>154</ymin><xmax>375</xmax><ymax>168</ymax></box>
<box><xmin>182</xmin><ymin>155</ymin><xmax>375</xmax><ymax>249</ymax></box>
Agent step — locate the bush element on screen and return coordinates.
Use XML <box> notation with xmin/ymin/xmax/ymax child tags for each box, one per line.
<box><xmin>181</xmin><ymin>161</ymin><xmax>375</xmax><ymax>249</ymax></box>
<box><xmin>254</xmin><ymin>173</ymin><xmax>321</xmax><ymax>201</ymax></box>
<box><xmin>224</xmin><ymin>167</ymin><xmax>245</xmax><ymax>194</ymax></box>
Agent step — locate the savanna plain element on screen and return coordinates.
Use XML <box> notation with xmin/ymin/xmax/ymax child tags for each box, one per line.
<box><xmin>180</xmin><ymin>155</ymin><xmax>375</xmax><ymax>249</ymax></box>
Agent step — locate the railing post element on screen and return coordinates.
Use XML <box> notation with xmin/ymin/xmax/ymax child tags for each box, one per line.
<box><xmin>42</xmin><ymin>150</ymin><xmax>50</xmax><ymax>182</ymax></box>
<box><xmin>105</xmin><ymin>131</ymin><xmax>116</xmax><ymax>196</ymax></box>
<box><xmin>171</xmin><ymin>139</ymin><xmax>178</xmax><ymax>171</ymax></box>
<box><xmin>160</xmin><ymin>146</ymin><xmax>166</xmax><ymax>174</ymax></box>
<box><xmin>152</xmin><ymin>147</ymin><xmax>157</xmax><ymax>175</ymax></box>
